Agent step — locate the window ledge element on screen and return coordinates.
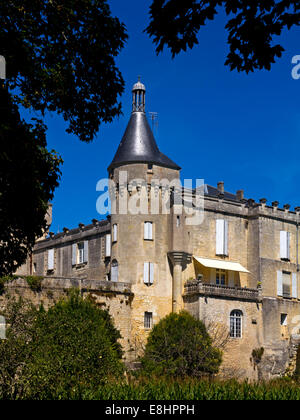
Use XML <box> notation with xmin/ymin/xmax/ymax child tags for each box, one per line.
<box><xmin>72</xmin><ymin>262</ymin><xmax>87</xmax><ymax>269</ymax></box>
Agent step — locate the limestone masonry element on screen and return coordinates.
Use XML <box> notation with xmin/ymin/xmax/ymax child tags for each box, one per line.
<box><xmin>6</xmin><ymin>78</ymin><xmax>300</xmax><ymax>380</ymax></box>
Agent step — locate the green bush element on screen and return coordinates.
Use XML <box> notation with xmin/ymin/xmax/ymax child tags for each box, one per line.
<box><xmin>140</xmin><ymin>311</ymin><xmax>222</xmax><ymax>378</ymax></box>
<box><xmin>0</xmin><ymin>291</ymin><xmax>124</xmax><ymax>399</ymax></box>
<box><xmin>25</xmin><ymin>276</ymin><xmax>43</xmax><ymax>292</ymax></box>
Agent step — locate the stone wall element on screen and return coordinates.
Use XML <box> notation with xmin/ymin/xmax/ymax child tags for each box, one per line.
<box><xmin>0</xmin><ymin>277</ymin><xmax>133</xmax><ymax>358</ymax></box>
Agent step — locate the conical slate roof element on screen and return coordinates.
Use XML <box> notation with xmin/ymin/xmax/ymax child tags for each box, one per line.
<box><xmin>108</xmin><ymin>111</ymin><xmax>180</xmax><ymax>171</ymax></box>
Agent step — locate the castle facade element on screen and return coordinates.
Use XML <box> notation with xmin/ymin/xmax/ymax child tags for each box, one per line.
<box><xmin>11</xmin><ymin>79</ymin><xmax>300</xmax><ymax>380</ymax></box>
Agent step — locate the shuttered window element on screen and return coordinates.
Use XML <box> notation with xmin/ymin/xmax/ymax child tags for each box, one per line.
<box><xmin>71</xmin><ymin>241</ymin><xmax>88</xmax><ymax>265</ymax></box>
<box><xmin>144</xmin><ymin>262</ymin><xmax>154</xmax><ymax>285</ymax></box>
<box><xmin>280</xmin><ymin>231</ymin><xmax>290</xmax><ymax>260</ymax></box>
<box><xmin>144</xmin><ymin>222</ymin><xmax>153</xmax><ymax>240</ymax></box>
<box><xmin>216</xmin><ymin>219</ymin><xmax>228</xmax><ymax>256</ymax></box>
<box><xmin>111</xmin><ymin>260</ymin><xmax>118</xmax><ymax>282</ymax></box>
<box><xmin>113</xmin><ymin>224</ymin><xmax>118</xmax><ymax>242</ymax></box>
<box><xmin>48</xmin><ymin>249</ymin><xmax>54</xmax><ymax>271</ymax></box>
<box><xmin>105</xmin><ymin>234</ymin><xmax>111</xmax><ymax>257</ymax></box>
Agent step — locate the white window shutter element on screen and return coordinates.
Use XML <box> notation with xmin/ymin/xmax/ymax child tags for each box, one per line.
<box><xmin>280</xmin><ymin>231</ymin><xmax>288</xmax><ymax>259</ymax></box>
<box><xmin>277</xmin><ymin>270</ymin><xmax>283</xmax><ymax>296</ymax></box>
<box><xmin>113</xmin><ymin>224</ymin><xmax>118</xmax><ymax>242</ymax></box>
<box><xmin>292</xmin><ymin>273</ymin><xmax>298</xmax><ymax>298</ymax></box>
<box><xmin>149</xmin><ymin>263</ymin><xmax>154</xmax><ymax>284</ymax></box>
<box><xmin>83</xmin><ymin>241</ymin><xmax>88</xmax><ymax>263</ymax></box>
<box><xmin>105</xmin><ymin>234</ymin><xmax>111</xmax><ymax>257</ymax></box>
<box><xmin>224</xmin><ymin>220</ymin><xmax>228</xmax><ymax>256</ymax></box>
<box><xmin>216</xmin><ymin>219</ymin><xmax>225</xmax><ymax>255</ymax></box>
<box><xmin>144</xmin><ymin>263</ymin><xmax>149</xmax><ymax>284</ymax></box>
<box><xmin>48</xmin><ymin>249</ymin><xmax>54</xmax><ymax>270</ymax></box>
<box><xmin>148</xmin><ymin>222</ymin><xmax>153</xmax><ymax>240</ymax></box>
<box><xmin>144</xmin><ymin>222</ymin><xmax>148</xmax><ymax>240</ymax></box>
<box><xmin>216</xmin><ymin>219</ymin><xmax>228</xmax><ymax>255</ymax></box>
<box><xmin>287</xmin><ymin>232</ymin><xmax>291</xmax><ymax>260</ymax></box>
<box><xmin>72</xmin><ymin>244</ymin><xmax>77</xmax><ymax>266</ymax></box>
<box><xmin>111</xmin><ymin>263</ymin><xmax>118</xmax><ymax>282</ymax></box>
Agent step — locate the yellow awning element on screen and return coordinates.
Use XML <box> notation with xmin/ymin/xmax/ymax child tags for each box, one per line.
<box><xmin>193</xmin><ymin>256</ymin><xmax>250</xmax><ymax>273</ymax></box>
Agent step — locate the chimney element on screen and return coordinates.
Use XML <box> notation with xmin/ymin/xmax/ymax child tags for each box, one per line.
<box><xmin>236</xmin><ymin>190</ymin><xmax>244</xmax><ymax>201</ymax></box>
<box><xmin>217</xmin><ymin>182</ymin><xmax>224</xmax><ymax>194</ymax></box>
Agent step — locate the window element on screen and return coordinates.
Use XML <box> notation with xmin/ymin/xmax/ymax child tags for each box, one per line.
<box><xmin>144</xmin><ymin>312</ymin><xmax>153</xmax><ymax>329</ymax></box>
<box><xmin>78</xmin><ymin>242</ymin><xmax>84</xmax><ymax>264</ymax></box>
<box><xmin>47</xmin><ymin>249</ymin><xmax>54</xmax><ymax>271</ymax></box>
<box><xmin>72</xmin><ymin>241</ymin><xmax>88</xmax><ymax>265</ymax></box>
<box><xmin>111</xmin><ymin>260</ymin><xmax>118</xmax><ymax>282</ymax></box>
<box><xmin>280</xmin><ymin>314</ymin><xmax>288</xmax><ymax>326</ymax></box>
<box><xmin>280</xmin><ymin>231</ymin><xmax>290</xmax><ymax>260</ymax></box>
<box><xmin>282</xmin><ymin>272</ymin><xmax>291</xmax><ymax>298</ymax></box>
<box><xmin>176</xmin><ymin>216</ymin><xmax>180</xmax><ymax>227</ymax></box>
<box><xmin>278</xmin><ymin>271</ymin><xmax>297</xmax><ymax>298</ymax></box>
<box><xmin>33</xmin><ymin>263</ymin><xmax>37</xmax><ymax>274</ymax></box>
<box><xmin>144</xmin><ymin>262</ymin><xmax>154</xmax><ymax>285</ymax></box>
<box><xmin>230</xmin><ymin>310</ymin><xmax>243</xmax><ymax>338</ymax></box>
<box><xmin>144</xmin><ymin>222</ymin><xmax>153</xmax><ymax>240</ymax></box>
<box><xmin>113</xmin><ymin>224</ymin><xmax>118</xmax><ymax>243</ymax></box>
<box><xmin>105</xmin><ymin>234</ymin><xmax>111</xmax><ymax>257</ymax></box>
<box><xmin>216</xmin><ymin>269</ymin><xmax>227</xmax><ymax>286</ymax></box>
<box><xmin>216</xmin><ymin>219</ymin><xmax>228</xmax><ymax>256</ymax></box>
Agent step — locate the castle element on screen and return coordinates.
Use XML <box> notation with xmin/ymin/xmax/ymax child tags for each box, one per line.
<box><xmin>9</xmin><ymin>79</ymin><xmax>300</xmax><ymax>380</ymax></box>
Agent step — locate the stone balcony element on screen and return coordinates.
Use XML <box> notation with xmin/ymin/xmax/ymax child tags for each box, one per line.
<box><xmin>184</xmin><ymin>279</ymin><xmax>262</xmax><ymax>302</ymax></box>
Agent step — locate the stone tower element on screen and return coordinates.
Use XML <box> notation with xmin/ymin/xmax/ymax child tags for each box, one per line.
<box><xmin>107</xmin><ymin>78</ymin><xmax>184</xmax><ymax>352</ymax></box>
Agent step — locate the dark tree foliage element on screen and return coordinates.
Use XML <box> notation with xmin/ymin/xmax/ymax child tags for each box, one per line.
<box><xmin>0</xmin><ymin>291</ymin><xmax>124</xmax><ymax>399</ymax></box>
<box><xmin>0</xmin><ymin>89</ymin><xmax>62</xmax><ymax>277</ymax></box>
<box><xmin>146</xmin><ymin>0</ymin><xmax>300</xmax><ymax>72</ymax></box>
<box><xmin>0</xmin><ymin>0</ymin><xmax>128</xmax><ymax>142</ymax></box>
<box><xmin>0</xmin><ymin>0</ymin><xmax>127</xmax><ymax>275</ymax></box>
<box><xmin>140</xmin><ymin>311</ymin><xmax>222</xmax><ymax>378</ymax></box>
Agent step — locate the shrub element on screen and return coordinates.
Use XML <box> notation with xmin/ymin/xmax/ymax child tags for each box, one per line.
<box><xmin>140</xmin><ymin>311</ymin><xmax>222</xmax><ymax>378</ymax></box>
<box><xmin>0</xmin><ymin>291</ymin><xmax>124</xmax><ymax>399</ymax></box>
<box><xmin>25</xmin><ymin>276</ymin><xmax>43</xmax><ymax>292</ymax></box>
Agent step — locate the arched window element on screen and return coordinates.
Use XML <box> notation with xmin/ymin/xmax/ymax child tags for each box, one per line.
<box><xmin>230</xmin><ymin>310</ymin><xmax>243</xmax><ymax>338</ymax></box>
<box><xmin>111</xmin><ymin>260</ymin><xmax>118</xmax><ymax>283</ymax></box>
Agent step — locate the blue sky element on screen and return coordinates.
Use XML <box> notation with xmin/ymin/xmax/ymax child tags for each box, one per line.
<box><xmin>28</xmin><ymin>0</ymin><xmax>300</xmax><ymax>233</ymax></box>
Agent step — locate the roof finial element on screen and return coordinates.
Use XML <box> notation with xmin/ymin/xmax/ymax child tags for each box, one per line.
<box><xmin>132</xmin><ymin>77</ymin><xmax>146</xmax><ymax>113</ymax></box>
